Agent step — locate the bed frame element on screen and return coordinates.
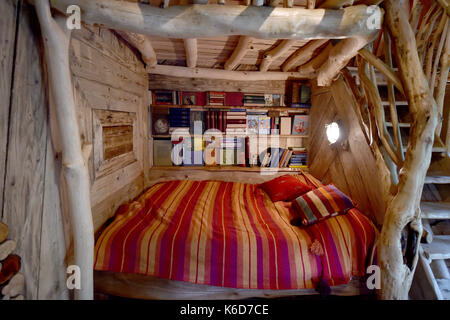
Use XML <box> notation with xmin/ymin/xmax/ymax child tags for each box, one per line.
<box><xmin>94</xmin><ymin>271</ymin><xmax>372</xmax><ymax>300</ymax></box>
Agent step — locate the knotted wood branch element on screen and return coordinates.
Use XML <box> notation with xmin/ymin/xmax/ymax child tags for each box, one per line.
<box><xmin>35</xmin><ymin>0</ymin><xmax>94</xmax><ymax>300</ymax></box>
<box><xmin>379</xmin><ymin>0</ymin><xmax>439</xmax><ymax>300</ymax></box>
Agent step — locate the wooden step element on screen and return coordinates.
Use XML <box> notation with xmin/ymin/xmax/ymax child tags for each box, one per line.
<box><xmin>425</xmin><ymin>173</ymin><xmax>450</xmax><ymax>184</ymax></box>
<box><xmin>436</xmin><ymin>279</ymin><xmax>450</xmax><ymax>300</ymax></box>
<box><xmin>421</xmin><ymin>235</ymin><xmax>450</xmax><ymax>261</ymax></box>
<box><xmin>421</xmin><ymin>202</ymin><xmax>450</xmax><ymax>219</ymax></box>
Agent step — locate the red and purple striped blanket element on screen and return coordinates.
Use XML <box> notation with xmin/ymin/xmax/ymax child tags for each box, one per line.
<box><xmin>94</xmin><ymin>178</ymin><xmax>378</xmax><ymax>290</ymax></box>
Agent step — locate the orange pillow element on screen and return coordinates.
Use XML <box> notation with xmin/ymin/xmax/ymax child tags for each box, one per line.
<box><xmin>259</xmin><ymin>175</ymin><xmax>314</xmax><ymax>202</ymax></box>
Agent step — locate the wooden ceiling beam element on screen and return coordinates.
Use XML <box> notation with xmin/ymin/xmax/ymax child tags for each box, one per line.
<box><xmin>260</xmin><ymin>39</ymin><xmax>296</xmax><ymax>71</ymax></box>
<box><xmin>115</xmin><ymin>31</ymin><xmax>157</xmax><ymax>67</ymax></box>
<box><xmin>183</xmin><ymin>38</ymin><xmax>198</xmax><ymax>68</ymax></box>
<box><xmin>297</xmin><ymin>42</ymin><xmax>333</xmax><ymax>77</ymax></box>
<box><xmin>224</xmin><ymin>36</ymin><xmax>253</xmax><ymax>71</ymax></box>
<box><xmin>147</xmin><ymin>64</ymin><xmax>309</xmax><ymax>81</ymax></box>
<box><xmin>49</xmin><ymin>1</ymin><xmax>382</xmax><ymax>40</ymax></box>
<box><xmin>317</xmin><ymin>35</ymin><xmax>377</xmax><ymax>86</ymax></box>
<box><xmin>281</xmin><ymin>39</ymin><xmax>328</xmax><ymax>71</ymax></box>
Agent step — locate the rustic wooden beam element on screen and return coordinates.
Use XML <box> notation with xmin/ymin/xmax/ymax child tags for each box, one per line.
<box><xmin>260</xmin><ymin>39</ymin><xmax>296</xmax><ymax>72</ymax></box>
<box><xmin>115</xmin><ymin>31</ymin><xmax>157</xmax><ymax>67</ymax></box>
<box><xmin>297</xmin><ymin>42</ymin><xmax>333</xmax><ymax>77</ymax></box>
<box><xmin>281</xmin><ymin>39</ymin><xmax>328</xmax><ymax>72</ymax></box>
<box><xmin>183</xmin><ymin>38</ymin><xmax>198</xmax><ymax>68</ymax></box>
<box><xmin>379</xmin><ymin>0</ymin><xmax>440</xmax><ymax>300</ymax></box>
<box><xmin>317</xmin><ymin>35</ymin><xmax>378</xmax><ymax>87</ymax></box>
<box><xmin>147</xmin><ymin>64</ymin><xmax>309</xmax><ymax>80</ymax></box>
<box><xmin>358</xmin><ymin>48</ymin><xmax>405</xmax><ymax>95</ymax></box>
<box><xmin>49</xmin><ymin>1</ymin><xmax>382</xmax><ymax>40</ymax></box>
<box><xmin>224</xmin><ymin>36</ymin><xmax>253</xmax><ymax>71</ymax></box>
<box><xmin>35</xmin><ymin>1</ymin><xmax>94</xmax><ymax>300</ymax></box>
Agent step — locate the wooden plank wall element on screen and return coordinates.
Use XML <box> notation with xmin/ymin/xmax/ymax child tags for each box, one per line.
<box><xmin>0</xmin><ymin>2</ymin><xmax>149</xmax><ymax>299</ymax></box>
<box><xmin>0</xmin><ymin>0</ymin><xmax>68</xmax><ymax>299</ymax></box>
<box><xmin>308</xmin><ymin>77</ymin><xmax>387</xmax><ymax>226</ymax></box>
<box><xmin>70</xmin><ymin>25</ymin><xmax>150</xmax><ymax>232</ymax></box>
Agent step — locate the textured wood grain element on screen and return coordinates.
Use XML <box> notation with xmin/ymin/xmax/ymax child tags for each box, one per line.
<box><xmin>308</xmin><ymin>78</ymin><xmax>389</xmax><ymax>225</ymax></box>
<box><xmin>0</xmin><ymin>0</ymin><xmax>18</xmax><ymax>220</ymax></box>
<box><xmin>3</xmin><ymin>3</ymin><xmax>47</xmax><ymax>299</ymax></box>
<box><xmin>70</xmin><ymin>27</ymin><xmax>149</xmax><ymax>232</ymax></box>
<box><xmin>95</xmin><ymin>271</ymin><xmax>369</xmax><ymax>300</ymax></box>
<box><xmin>38</xmin><ymin>136</ymin><xmax>69</xmax><ymax>299</ymax></box>
<box><xmin>148</xmin><ymin>74</ymin><xmax>287</xmax><ymax>94</ymax></box>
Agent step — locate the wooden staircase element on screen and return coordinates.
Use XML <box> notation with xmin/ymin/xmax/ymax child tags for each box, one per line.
<box><xmin>418</xmin><ymin>167</ymin><xmax>450</xmax><ymax>300</ymax></box>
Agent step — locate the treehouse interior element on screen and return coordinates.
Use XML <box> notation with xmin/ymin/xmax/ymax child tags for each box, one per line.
<box><xmin>0</xmin><ymin>0</ymin><xmax>449</xmax><ymax>301</ymax></box>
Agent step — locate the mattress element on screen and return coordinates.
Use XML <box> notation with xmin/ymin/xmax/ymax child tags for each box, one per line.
<box><xmin>94</xmin><ymin>178</ymin><xmax>378</xmax><ymax>290</ymax></box>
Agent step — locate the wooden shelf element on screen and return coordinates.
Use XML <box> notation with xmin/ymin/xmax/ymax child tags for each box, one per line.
<box><xmin>151</xmin><ymin>104</ymin><xmax>310</xmax><ymax>113</ymax></box>
<box><xmin>152</xmin><ymin>134</ymin><xmax>308</xmax><ymax>139</ymax></box>
<box><xmin>151</xmin><ymin>166</ymin><xmax>308</xmax><ymax>172</ymax></box>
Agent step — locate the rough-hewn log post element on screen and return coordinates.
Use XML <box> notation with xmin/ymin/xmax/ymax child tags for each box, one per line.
<box><xmin>35</xmin><ymin>1</ymin><xmax>94</xmax><ymax>299</ymax></box>
<box><xmin>379</xmin><ymin>0</ymin><xmax>439</xmax><ymax>300</ymax></box>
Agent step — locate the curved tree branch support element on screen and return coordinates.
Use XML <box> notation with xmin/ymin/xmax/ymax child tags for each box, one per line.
<box><xmin>379</xmin><ymin>0</ymin><xmax>439</xmax><ymax>300</ymax></box>
<box><xmin>35</xmin><ymin>1</ymin><xmax>94</xmax><ymax>300</ymax></box>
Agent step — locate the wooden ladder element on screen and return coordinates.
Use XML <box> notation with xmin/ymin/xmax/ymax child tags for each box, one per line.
<box><xmin>419</xmin><ymin>173</ymin><xmax>450</xmax><ymax>300</ymax></box>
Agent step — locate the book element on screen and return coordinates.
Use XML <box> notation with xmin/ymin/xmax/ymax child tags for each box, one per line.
<box><xmin>190</xmin><ymin>110</ymin><xmax>205</xmax><ymax>134</ymax></box>
<box><xmin>153</xmin><ymin>139</ymin><xmax>173</xmax><ymax>166</ymax></box>
<box><xmin>152</xmin><ymin>90</ymin><xmax>176</xmax><ymax>105</ymax></box>
<box><xmin>292</xmin><ymin>115</ymin><xmax>309</xmax><ymax>135</ymax></box>
<box><xmin>246</xmin><ymin>115</ymin><xmax>259</xmax><ymax>134</ymax></box>
<box><xmin>264</xmin><ymin>94</ymin><xmax>273</xmax><ymax>106</ymax></box>
<box><xmin>258</xmin><ymin>116</ymin><xmax>271</xmax><ymax>135</ymax></box>
<box><xmin>280</xmin><ymin>117</ymin><xmax>292</xmax><ymax>135</ymax></box>
<box><xmin>225</xmin><ymin>92</ymin><xmax>244</xmax><ymax>106</ymax></box>
<box><xmin>300</xmin><ymin>84</ymin><xmax>311</xmax><ymax>104</ymax></box>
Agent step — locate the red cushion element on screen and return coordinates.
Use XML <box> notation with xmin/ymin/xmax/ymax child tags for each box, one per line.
<box><xmin>259</xmin><ymin>175</ymin><xmax>314</xmax><ymax>202</ymax></box>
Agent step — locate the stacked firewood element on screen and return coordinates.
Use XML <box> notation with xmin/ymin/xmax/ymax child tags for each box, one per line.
<box><xmin>0</xmin><ymin>221</ymin><xmax>23</xmax><ymax>300</ymax></box>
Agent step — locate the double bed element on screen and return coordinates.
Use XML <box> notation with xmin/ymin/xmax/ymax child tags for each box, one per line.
<box><xmin>94</xmin><ymin>172</ymin><xmax>378</xmax><ymax>299</ymax></box>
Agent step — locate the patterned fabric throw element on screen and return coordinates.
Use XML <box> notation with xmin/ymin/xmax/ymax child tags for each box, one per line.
<box><xmin>94</xmin><ymin>180</ymin><xmax>377</xmax><ymax>290</ymax></box>
<box><xmin>292</xmin><ymin>184</ymin><xmax>354</xmax><ymax>226</ymax></box>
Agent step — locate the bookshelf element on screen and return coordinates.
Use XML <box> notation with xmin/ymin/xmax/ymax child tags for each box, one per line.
<box><xmin>150</xmin><ymin>86</ymin><xmax>311</xmax><ymax>171</ymax></box>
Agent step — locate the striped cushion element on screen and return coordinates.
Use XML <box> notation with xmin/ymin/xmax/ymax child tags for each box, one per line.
<box><xmin>292</xmin><ymin>184</ymin><xmax>354</xmax><ymax>226</ymax></box>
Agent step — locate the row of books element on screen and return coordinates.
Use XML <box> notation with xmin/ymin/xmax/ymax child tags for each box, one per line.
<box><xmin>151</xmin><ymin>90</ymin><xmax>290</xmax><ymax>107</ymax></box>
<box><xmin>153</xmin><ymin>137</ymin><xmax>308</xmax><ymax>168</ymax></box>
<box><xmin>152</xmin><ymin>107</ymin><xmax>309</xmax><ymax>136</ymax></box>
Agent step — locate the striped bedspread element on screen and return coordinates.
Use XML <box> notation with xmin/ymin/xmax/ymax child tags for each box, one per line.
<box><xmin>94</xmin><ymin>179</ymin><xmax>378</xmax><ymax>290</ymax></box>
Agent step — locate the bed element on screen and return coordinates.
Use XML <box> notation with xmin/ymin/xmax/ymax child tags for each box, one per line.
<box><xmin>94</xmin><ymin>172</ymin><xmax>378</xmax><ymax>299</ymax></box>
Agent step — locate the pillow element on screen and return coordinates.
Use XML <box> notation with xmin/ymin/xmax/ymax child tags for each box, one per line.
<box><xmin>259</xmin><ymin>174</ymin><xmax>314</xmax><ymax>202</ymax></box>
<box><xmin>291</xmin><ymin>184</ymin><xmax>354</xmax><ymax>226</ymax></box>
